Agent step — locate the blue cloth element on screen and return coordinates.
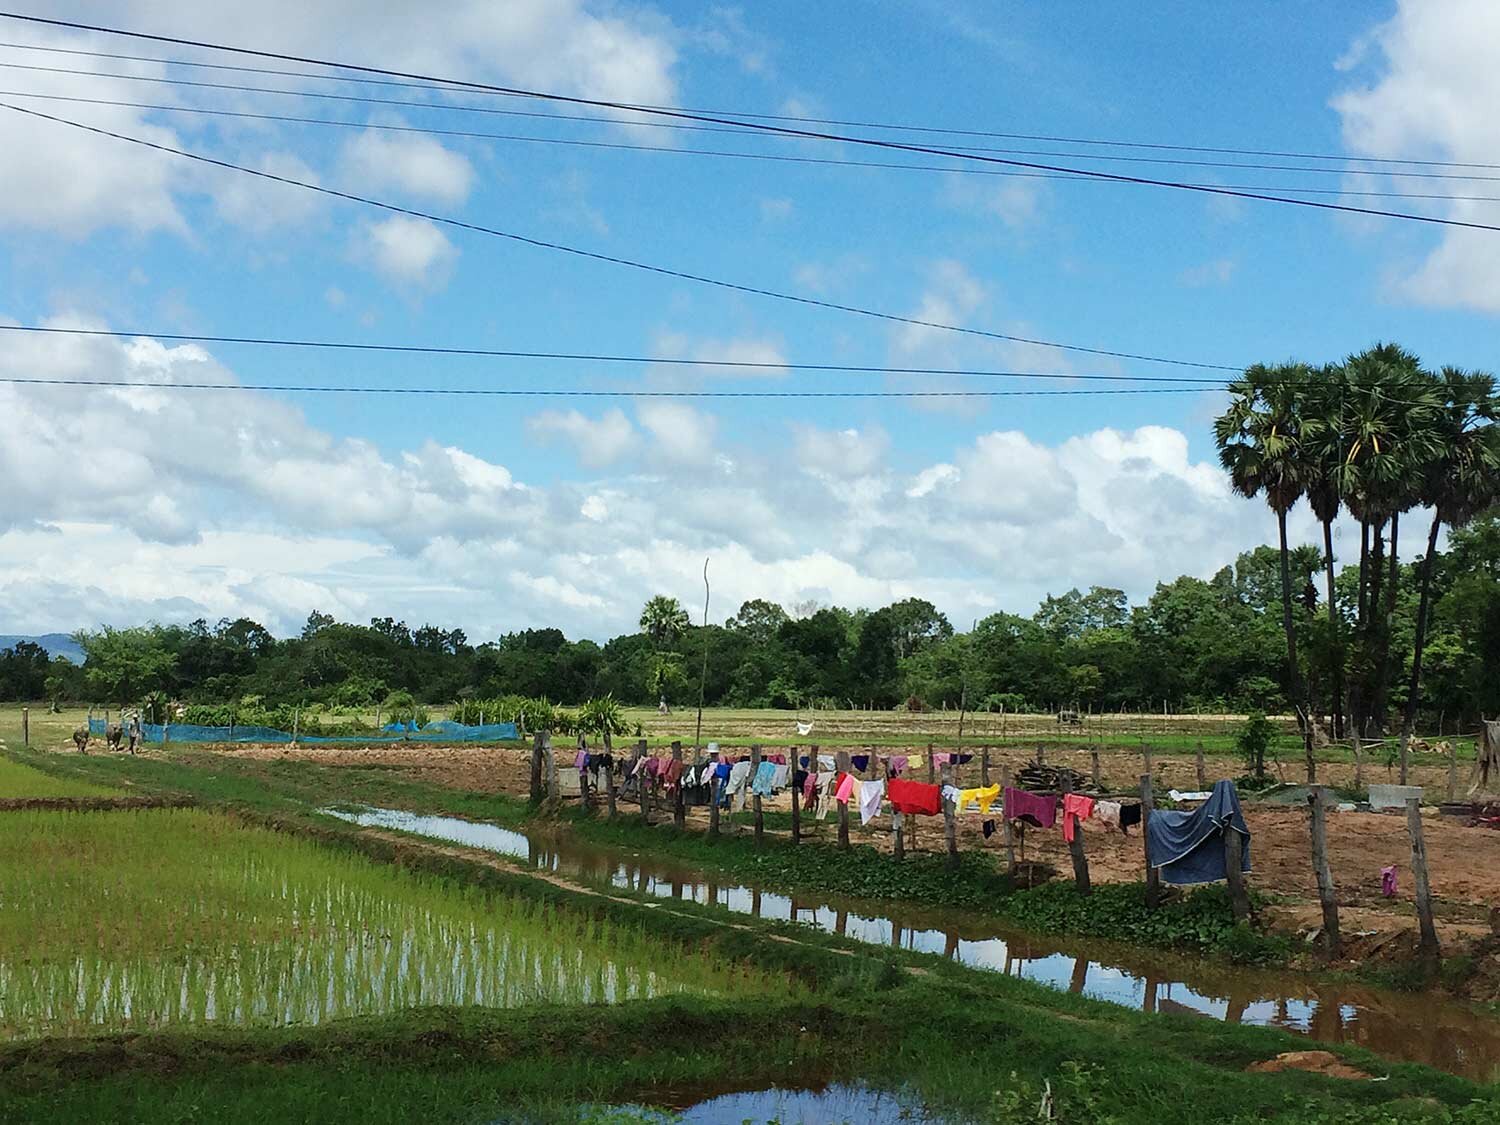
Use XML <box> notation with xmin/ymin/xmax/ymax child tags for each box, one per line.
<box><xmin>714</xmin><ymin>762</ymin><xmax>732</xmax><ymax>780</ymax></box>
<box><xmin>1146</xmin><ymin>779</ymin><xmax>1251</xmax><ymax>886</ymax></box>
<box><xmin>851</xmin><ymin>754</ymin><xmax>870</xmax><ymax>772</ymax></box>
<box><xmin>751</xmin><ymin>760</ymin><xmax>777</xmax><ymax>797</ymax></box>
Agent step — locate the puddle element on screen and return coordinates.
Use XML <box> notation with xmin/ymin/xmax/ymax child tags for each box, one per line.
<box><xmin>325</xmin><ymin>806</ymin><xmax>1500</xmax><ymax>1081</ymax></box>
<box><xmin>585</xmin><ymin>1082</ymin><xmax>937</xmax><ymax>1123</ymax></box>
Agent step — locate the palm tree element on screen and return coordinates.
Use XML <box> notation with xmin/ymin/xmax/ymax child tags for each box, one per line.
<box><xmin>1215</xmin><ymin>362</ymin><xmax>1317</xmax><ymax>781</ymax></box>
<box><xmin>639</xmin><ymin>595</ymin><xmax>690</xmax><ymax>648</ymax></box>
<box><xmin>1399</xmin><ymin>368</ymin><xmax>1500</xmax><ymax>777</ymax></box>
<box><xmin>1299</xmin><ymin>364</ymin><xmax>1349</xmax><ymax>739</ymax></box>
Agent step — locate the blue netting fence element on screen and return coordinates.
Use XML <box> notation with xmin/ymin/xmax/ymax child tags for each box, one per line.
<box><xmin>89</xmin><ymin>717</ymin><xmax>518</xmax><ymax>745</ymax></box>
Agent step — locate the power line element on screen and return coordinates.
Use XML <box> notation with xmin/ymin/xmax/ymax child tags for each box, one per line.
<box><xmin>0</xmin><ymin>102</ymin><xmax>1242</xmax><ymax>373</ymax></box>
<box><xmin>7</xmin><ymin>86</ymin><xmax>1500</xmax><ymax>203</ymax></box>
<box><xmin>0</xmin><ymin>323</ymin><xmax>1227</xmax><ymax>384</ymax></box>
<box><xmin>3</xmin><ymin>13</ymin><xmax>1498</xmax><ymax>231</ymax></box>
<box><xmin>0</xmin><ymin>375</ymin><xmax>1207</xmax><ymax>399</ymax></box>
<box><xmin>2</xmin><ymin>33</ymin><xmax>1496</xmax><ymax>172</ymax></box>
<box><xmin>3</xmin><ymin>57</ymin><xmax>1499</xmax><ymax>185</ymax></box>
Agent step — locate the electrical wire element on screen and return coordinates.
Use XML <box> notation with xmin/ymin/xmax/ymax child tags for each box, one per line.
<box><xmin>0</xmin><ymin>375</ymin><xmax>1209</xmax><ymax>398</ymax></box>
<box><xmin>1</xmin><ymin>58</ymin><xmax>1497</xmax><ymax>184</ymax></box>
<box><xmin>0</xmin><ymin>323</ymin><xmax>1228</xmax><ymax>384</ymax></box>
<box><xmin>5</xmin><ymin>87</ymin><xmax>1499</xmax><ymax>203</ymax></box>
<box><xmin>1</xmin><ymin>33</ymin><xmax>1496</xmax><ymax>172</ymax></box>
<box><xmin>2</xmin><ymin>12</ymin><xmax>1498</xmax><ymax>230</ymax></box>
<box><xmin>0</xmin><ymin>101</ymin><xmax>1243</xmax><ymax>372</ymax></box>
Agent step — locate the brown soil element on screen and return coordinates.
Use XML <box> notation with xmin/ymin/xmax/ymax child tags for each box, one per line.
<box><xmin>0</xmin><ymin>796</ymin><xmax>195</xmax><ymax>812</ymax></box>
<box><xmin>207</xmin><ymin>743</ymin><xmax>533</xmax><ymax>794</ymax></box>
<box><xmin>1247</xmin><ymin>1050</ymin><xmax>1373</xmax><ymax>1080</ymax></box>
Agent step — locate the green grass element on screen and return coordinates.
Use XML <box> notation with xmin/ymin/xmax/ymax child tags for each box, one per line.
<box><xmin>0</xmin><ymin>757</ymin><xmax>121</xmax><ymax>799</ymax></box>
<box><xmin>0</xmin><ymin>808</ymin><xmax>789</xmax><ymax>1038</ymax></box>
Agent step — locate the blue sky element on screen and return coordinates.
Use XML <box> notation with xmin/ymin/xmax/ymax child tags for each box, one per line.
<box><xmin>1</xmin><ymin>1</ymin><xmax>1497</xmax><ymax>640</ymax></box>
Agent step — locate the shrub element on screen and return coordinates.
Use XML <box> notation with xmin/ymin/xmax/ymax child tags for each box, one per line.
<box><xmin>1235</xmin><ymin>712</ymin><xmax>1278</xmax><ymax>780</ymax></box>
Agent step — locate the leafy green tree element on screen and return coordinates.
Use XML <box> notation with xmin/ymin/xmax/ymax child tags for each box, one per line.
<box><xmin>726</xmin><ymin>598</ymin><xmax>788</xmax><ymax>644</ymax></box>
<box><xmin>76</xmin><ymin>627</ymin><xmax>178</xmax><ymax>705</ymax></box>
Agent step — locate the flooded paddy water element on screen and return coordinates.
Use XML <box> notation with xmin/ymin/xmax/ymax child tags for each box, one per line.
<box><xmin>327</xmin><ymin>806</ymin><xmax>1500</xmax><ymax>1082</ymax></box>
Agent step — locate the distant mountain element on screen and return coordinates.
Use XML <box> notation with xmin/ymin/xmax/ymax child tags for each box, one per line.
<box><xmin>0</xmin><ymin>634</ymin><xmax>85</xmax><ymax>663</ymax></box>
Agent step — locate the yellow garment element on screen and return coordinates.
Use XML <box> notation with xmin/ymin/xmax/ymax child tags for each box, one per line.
<box><xmin>955</xmin><ymin>784</ymin><xmax>1002</xmax><ymax>814</ymax></box>
<box><xmin>908</xmin><ymin>754</ymin><xmax>924</xmax><ymax>768</ymax></box>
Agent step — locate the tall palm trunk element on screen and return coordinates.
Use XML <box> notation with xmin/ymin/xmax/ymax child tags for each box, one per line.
<box><xmin>1364</xmin><ymin>519</ymin><xmax>1388</xmax><ymax>736</ymax></box>
<box><xmin>1371</xmin><ymin>512</ymin><xmax>1401</xmax><ymax>739</ymax></box>
<box><xmin>1399</xmin><ymin>511</ymin><xmax>1444</xmax><ymax>784</ymax></box>
<box><xmin>1322</xmin><ymin>518</ymin><xmax>1343</xmax><ymax>740</ymax></box>
<box><xmin>1278</xmin><ymin>509</ymin><xmax>1315</xmax><ymax>781</ymax></box>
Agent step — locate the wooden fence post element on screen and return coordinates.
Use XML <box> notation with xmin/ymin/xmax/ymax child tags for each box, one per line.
<box><xmin>981</xmin><ymin>746</ymin><xmax>991</xmax><ymax>787</ymax></box>
<box><xmin>292</xmin><ymin>705</ymin><xmax>300</xmax><ymax>746</ymax></box>
<box><xmin>1036</xmin><ymin>742</ymin><xmax>1046</xmax><ymax>767</ymax></box>
<box><xmin>836</xmin><ymin>749</ymin><xmax>852</xmax><ymax>849</ymax></box>
<box><xmin>751</xmin><ymin>744</ymin><xmax>764</xmax><ymax>845</ymax></box>
<box><xmin>1224</xmin><ymin>825</ymin><xmax>1250</xmax><ymax>922</ymax></box>
<box><xmin>1406</xmin><ymin>798</ymin><xmax>1441</xmax><ymax>962</ymax></box>
<box><xmin>790</xmin><ymin>745</ymin><xmax>801</xmax><ymax>845</ymax></box>
<box><xmin>530</xmin><ymin>730</ymin><xmax>545</xmax><ymax>802</ymax></box>
<box><xmin>21</xmin><ymin>707</ymin><xmax>28</xmax><ymax>748</ymax></box>
<box><xmin>892</xmin><ymin>810</ymin><xmax>905</xmax><ymax>860</ymax></box>
<box><xmin>1000</xmin><ymin>763</ymin><xmax>1016</xmax><ymax>875</ymax></box>
<box><xmin>941</xmin><ymin>762</ymin><xmax>959</xmax><ymax>869</ymax></box>
<box><xmin>1143</xmin><ymin>743</ymin><xmax>1154</xmax><ymax>782</ymax></box>
<box><xmin>1448</xmin><ymin>744</ymin><xmax>1459</xmax><ymax>802</ymax></box>
<box><xmin>926</xmin><ymin>743</ymin><xmax>935</xmax><ymax>785</ymax></box>
<box><xmin>1141</xmin><ymin>774</ymin><xmax>1160</xmax><ymax>909</ymax></box>
<box><xmin>1308</xmin><ymin>789</ymin><xmax>1340</xmax><ymax>957</ymax></box>
<box><xmin>671</xmin><ymin>740</ymin><xmax>685</xmax><ymax>829</ymax></box>
<box><xmin>576</xmin><ymin>734</ymin><xmax>591</xmax><ymax>810</ymax></box>
<box><xmin>1062</xmin><ymin>775</ymin><xmax>1091</xmax><ymax>894</ymax></box>
<box><xmin>1090</xmin><ymin>748</ymin><xmax>1101</xmax><ymax>789</ymax></box>
<box><xmin>603</xmin><ymin>729</ymin><xmax>618</xmax><ymax>819</ymax></box>
<box><xmin>1196</xmin><ymin>741</ymin><xmax>1208</xmax><ymax>790</ymax></box>
<box><xmin>545</xmin><ymin>732</ymin><xmax>559</xmax><ymax>802</ymax></box>
<box><xmin>637</xmin><ymin>739</ymin><xmax>652</xmax><ymax>824</ymax></box>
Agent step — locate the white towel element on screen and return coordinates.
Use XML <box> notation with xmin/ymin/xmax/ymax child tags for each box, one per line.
<box><xmin>770</xmin><ymin>763</ymin><xmax>790</xmax><ymax>790</ymax></box>
<box><xmin>796</xmin><ymin>721</ymin><xmax>814</xmax><ymax>736</ymax></box>
<box><xmin>859</xmin><ymin>778</ymin><xmax>885</xmax><ymax>826</ymax></box>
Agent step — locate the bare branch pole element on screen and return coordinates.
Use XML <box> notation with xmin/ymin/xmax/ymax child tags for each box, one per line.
<box><xmin>693</xmin><ymin>557</ymin><xmax>710</xmax><ymax>762</ymax></box>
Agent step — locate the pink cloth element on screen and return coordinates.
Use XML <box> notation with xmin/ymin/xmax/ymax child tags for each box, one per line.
<box><xmin>889</xmin><ymin>755</ymin><xmax>908</xmax><ymax>777</ymax></box>
<box><xmin>1061</xmin><ymin>794</ymin><xmax>1094</xmax><ymax>843</ymax></box>
<box><xmin>1004</xmin><ymin>787</ymin><xmax>1057</xmax><ymax>829</ymax></box>
<box><xmin>1381</xmin><ymin>865</ymin><xmax>1398</xmax><ymax>897</ymax></box>
<box><xmin>834</xmin><ymin>772</ymin><xmax>856</xmax><ymax>804</ymax></box>
<box><xmin>574</xmin><ymin>750</ymin><xmax>588</xmax><ymax>772</ymax></box>
<box><xmin>931</xmin><ymin>752</ymin><xmax>952</xmax><ymax>767</ymax></box>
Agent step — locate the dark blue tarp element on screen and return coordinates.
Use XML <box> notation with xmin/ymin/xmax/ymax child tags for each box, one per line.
<box><xmin>1146</xmin><ymin>779</ymin><xmax>1250</xmax><ymax>885</ymax></box>
<box><xmin>89</xmin><ymin>717</ymin><xmax>518</xmax><ymax>745</ymax></box>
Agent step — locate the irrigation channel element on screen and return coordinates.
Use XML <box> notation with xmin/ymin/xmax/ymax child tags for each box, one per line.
<box><xmin>326</xmin><ymin>805</ymin><xmax>1500</xmax><ymax>1082</ymax></box>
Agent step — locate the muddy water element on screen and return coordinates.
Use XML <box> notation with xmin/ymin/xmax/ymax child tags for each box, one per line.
<box><xmin>325</xmin><ymin>806</ymin><xmax>1500</xmax><ymax>1081</ymax></box>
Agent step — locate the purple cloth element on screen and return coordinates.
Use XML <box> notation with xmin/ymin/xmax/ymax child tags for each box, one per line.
<box><xmin>1381</xmin><ymin>865</ymin><xmax>1398</xmax><ymax>897</ymax></box>
<box><xmin>889</xmin><ymin>755</ymin><xmax>908</xmax><ymax>777</ymax></box>
<box><xmin>1004</xmin><ymin>786</ymin><xmax>1058</xmax><ymax>829</ymax></box>
<box><xmin>574</xmin><ymin>750</ymin><xmax>589</xmax><ymax>772</ymax></box>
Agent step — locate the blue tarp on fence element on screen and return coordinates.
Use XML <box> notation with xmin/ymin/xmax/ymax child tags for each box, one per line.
<box><xmin>88</xmin><ymin>717</ymin><xmax>519</xmax><ymax>745</ymax></box>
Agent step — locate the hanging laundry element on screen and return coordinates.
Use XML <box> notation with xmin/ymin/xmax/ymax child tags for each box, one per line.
<box><xmin>818</xmin><ymin>754</ymin><xmax>836</xmax><ymax>771</ymax></box>
<box><xmin>889</xmin><ymin>754</ymin><xmax>909</xmax><ymax>777</ymax></box>
<box><xmin>751</xmin><ymin>760</ymin><xmax>778</xmax><ymax>797</ymax></box>
<box><xmin>887</xmin><ymin>778</ymin><xmax>942</xmax><ymax>816</ymax></box>
<box><xmin>956</xmin><ymin>784</ymin><xmax>1002</xmax><ymax>814</ymax></box>
<box><xmin>1119</xmin><ymin>803</ymin><xmax>1142</xmax><ymax>831</ymax></box>
<box><xmin>796</xmin><ymin>721</ymin><xmax>814</xmax><ymax>736</ymax></box>
<box><xmin>908</xmin><ymin>753</ymin><xmax>925</xmax><ymax>769</ymax></box>
<box><xmin>1146</xmin><ymin>780</ymin><xmax>1250</xmax><ymax>885</ymax></box>
<box><xmin>574</xmin><ymin>749</ymin><xmax>589</xmax><ymax>772</ymax></box>
<box><xmin>858</xmin><ymin>778</ymin><xmax>885</xmax><ymax>825</ymax></box>
<box><xmin>770</xmin><ymin>763</ymin><xmax>790</xmax><ymax>790</ymax></box>
<box><xmin>661</xmin><ymin>759</ymin><xmax>685</xmax><ymax>791</ymax></box>
<box><xmin>1003</xmin><ymin>787</ymin><xmax>1058</xmax><ymax>829</ymax></box>
<box><xmin>1093</xmin><ymin>800</ymin><xmax>1122</xmax><ymax>832</ymax></box>
<box><xmin>1061</xmin><ymin>793</ymin><xmax>1095</xmax><ymax>843</ymax></box>
<box><xmin>1381</xmin><ymin>865</ymin><xmax>1398</xmax><ymax>898</ymax></box>
<box><xmin>940</xmin><ymin>784</ymin><xmax>961</xmax><ymax>807</ymax></box>
<box><xmin>834</xmin><ymin>772</ymin><xmax>857</xmax><ymax>804</ymax></box>
<box><xmin>931</xmin><ymin>752</ymin><xmax>952</xmax><ymax>768</ymax></box>
<box><xmin>982</xmin><ymin>819</ymin><xmax>996</xmax><ymax>839</ymax></box>
<box><xmin>851</xmin><ymin>754</ymin><xmax>870</xmax><ymax>773</ymax></box>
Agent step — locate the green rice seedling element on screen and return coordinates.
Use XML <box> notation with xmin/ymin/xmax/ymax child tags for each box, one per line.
<box><xmin>0</xmin><ymin>809</ymin><xmax>795</xmax><ymax>1038</ymax></box>
<box><xmin>0</xmin><ymin>757</ymin><xmax>121</xmax><ymax>798</ymax></box>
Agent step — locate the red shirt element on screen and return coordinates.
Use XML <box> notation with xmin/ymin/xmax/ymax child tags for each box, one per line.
<box><xmin>887</xmin><ymin>778</ymin><xmax>941</xmax><ymax>816</ymax></box>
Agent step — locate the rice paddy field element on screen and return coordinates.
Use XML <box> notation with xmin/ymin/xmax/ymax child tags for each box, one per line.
<box><xmin>0</xmin><ymin>757</ymin><xmax>121</xmax><ymax>799</ymax></box>
<box><xmin>0</xmin><ymin>808</ymin><xmax>785</xmax><ymax>1039</ymax></box>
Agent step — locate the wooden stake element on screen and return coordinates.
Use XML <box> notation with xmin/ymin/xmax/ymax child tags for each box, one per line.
<box><xmin>790</xmin><ymin>745</ymin><xmax>801</xmax><ymax>845</ymax></box>
<box><xmin>1406</xmin><ymin>797</ymin><xmax>1440</xmax><ymax>962</ymax></box>
<box><xmin>1000</xmin><ymin>763</ymin><xmax>1015</xmax><ymax>875</ymax></box>
<box><xmin>926</xmin><ymin>743</ymin><xmax>935</xmax><ymax>785</ymax></box>
<box><xmin>603</xmin><ymin>729</ymin><xmax>618</xmax><ymax>819</ymax></box>
<box><xmin>1195</xmin><ymin>741</ymin><xmax>1207</xmax><ymax>790</ymax></box>
<box><xmin>1224</xmin><ymin>825</ymin><xmax>1250</xmax><ymax>922</ymax></box>
<box><xmin>751</xmin><ymin>744</ymin><xmax>764</xmax><ymax>844</ymax></box>
<box><xmin>892</xmin><ymin>810</ymin><xmax>905</xmax><ymax>859</ymax></box>
<box><xmin>1308</xmin><ymin>789</ymin><xmax>1340</xmax><ymax>957</ymax></box>
<box><xmin>576</xmin><ymin>734</ymin><xmax>591</xmax><ymax>810</ymax></box>
<box><xmin>1141</xmin><ymin>773</ymin><xmax>1160</xmax><ymax>909</ymax></box>
<box><xmin>671</xmin><ymin>740</ymin><xmax>685</xmax><ymax>829</ymax></box>
<box><xmin>1448</xmin><ymin>743</ymin><xmax>1459</xmax><ymax>802</ymax></box>
<box><xmin>1061</xmin><ymin>775</ymin><xmax>1091</xmax><ymax>894</ymax></box>
<box><xmin>1036</xmin><ymin>742</ymin><xmax>1046</xmax><ymax>767</ymax></box>
<box><xmin>1143</xmin><ymin>742</ymin><xmax>1154</xmax><ymax>781</ymax></box>
<box><xmin>836</xmin><ymin>749</ymin><xmax>852</xmax><ymax>849</ymax></box>
<box><xmin>529</xmin><ymin>730</ymin><xmax>545</xmax><ymax>802</ymax></box>
<box><xmin>941</xmin><ymin>762</ymin><xmax>959</xmax><ymax>869</ymax></box>
<box><xmin>21</xmin><ymin>707</ymin><xmax>28</xmax><ymax>748</ymax></box>
<box><xmin>1090</xmin><ymin>748</ymin><xmax>1101</xmax><ymax>789</ymax></box>
<box><xmin>544</xmin><ymin>732</ymin><xmax>559</xmax><ymax>802</ymax></box>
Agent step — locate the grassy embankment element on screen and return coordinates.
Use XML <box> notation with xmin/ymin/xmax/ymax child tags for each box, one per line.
<box><xmin>1</xmin><ymin>797</ymin><xmax>1494</xmax><ymax>1123</ymax></box>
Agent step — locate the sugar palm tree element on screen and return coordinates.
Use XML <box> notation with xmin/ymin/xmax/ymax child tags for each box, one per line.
<box><xmin>639</xmin><ymin>595</ymin><xmax>690</xmax><ymax>648</ymax></box>
<box><xmin>1399</xmin><ymin>367</ymin><xmax>1500</xmax><ymax>777</ymax></box>
<box><xmin>1215</xmin><ymin>362</ymin><xmax>1317</xmax><ymax>780</ymax></box>
<box><xmin>1299</xmin><ymin>364</ymin><xmax>1350</xmax><ymax>738</ymax></box>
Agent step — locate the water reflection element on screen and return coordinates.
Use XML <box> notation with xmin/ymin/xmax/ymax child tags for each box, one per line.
<box><xmin>324</xmin><ymin>806</ymin><xmax>1500</xmax><ymax>1081</ymax></box>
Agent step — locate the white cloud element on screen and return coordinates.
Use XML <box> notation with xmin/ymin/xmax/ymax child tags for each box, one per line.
<box><xmin>527</xmin><ymin>408</ymin><xmax>636</xmax><ymax>467</ymax></box>
<box><xmin>340</xmin><ymin>126</ymin><xmax>477</xmax><ymax>205</ymax></box>
<box><xmin>210</xmin><ymin>151</ymin><xmax>327</xmax><ymax>231</ymax></box>
<box><xmin>637</xmin><ymin>401</ymin><xmax>718</xmax><ymax>465</ymax></box>
<box><xmin>759</xmin><ymin>197</ymin><xmax>794</xmax><ymax>222</ymax></box>
<box><xmin>893</xmin><ymin>260</ymin><xmax>988</xmax><ymax>355</ymax></box>
<box><xmin>1333</xmin><ymin>1</ymin><xmax>1500</xmax><ymax>311</ymax></box>
<box><xmin>650</xmin><ymin>331</ymin><xmax>788</xmax><ymax>378</ymax></box>
<box><xmin>793</xmin><ymin>425</ymin><xmax>890</xmax><ymax>479</ymax></box>
<box><xmin>942</xmin><ymin>175</ymin><xmax>1045</xmax><ymax>230</ymax></box>
<box><xmin>1178</xmin><ymin>258</ymin><xmax>1237</xmax><ymax>288</ymax></box>
<box><xmin>357</xmin><ymin>216</ymin><xmax>459</xmax><ymax>289</ymax></box>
